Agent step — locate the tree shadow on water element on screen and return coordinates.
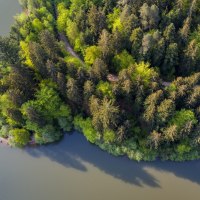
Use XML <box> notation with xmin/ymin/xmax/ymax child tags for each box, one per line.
<box><xmin>25</xmin><ymin>132</ymin><xmax>200</xmax><ymax>188</ymax></box>
<box><xmin>25</xmin><ymin>139</ymin><xmax>87</xmax><ymax>172</ymax></box>
<box><xmin>146</xmin><ymin>159</ymin><xmax>200</xmax><ymax>185</ymax></box>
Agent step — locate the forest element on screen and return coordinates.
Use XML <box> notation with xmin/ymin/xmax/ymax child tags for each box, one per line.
<box><xmin>0</xmin><ymin>0</ymin><xmax>200</xmax><ymax>161</ymax></box>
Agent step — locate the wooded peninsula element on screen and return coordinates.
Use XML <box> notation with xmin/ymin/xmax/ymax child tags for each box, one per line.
<box><xmin>0</xmin><ymin>0</ymin><xmax>200</xmax><ymax>161</ymax></box>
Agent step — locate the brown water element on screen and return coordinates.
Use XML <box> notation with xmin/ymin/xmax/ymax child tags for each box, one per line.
<box><xmin>0</xmin><ymin>1</ymin><xmax>200</xmax><ymax>200</ymax></box>
<box><xmin>0</xmin><ymin>132</ymin><xmax>200</xmax><ymax>200</ymax></box>
<box><xmin>0</xmin><ymin>0</ymin><xmax>21</xmax><ymax>35</ymax></box>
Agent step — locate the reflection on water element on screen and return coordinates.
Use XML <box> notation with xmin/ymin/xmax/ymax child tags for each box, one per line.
<box><xmin>26</xmin><ymin>132</ymin><xmax>200</xmax><ymax>187</ymax></box>
<box><xmin>0</xmin><ymin>1</ymin><xmax>200</xmax><ymax>200</ymax></box>
<box><xmin>1</xmin><ymin>132</ymin><xmax>200</xmax><ymax>200</ymax></box>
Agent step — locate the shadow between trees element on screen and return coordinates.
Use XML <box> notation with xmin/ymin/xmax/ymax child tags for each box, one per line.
<box><xmin>25</xmin><ymin>132</ymin><xmax>200</xmax><ymax>188</ymax></box>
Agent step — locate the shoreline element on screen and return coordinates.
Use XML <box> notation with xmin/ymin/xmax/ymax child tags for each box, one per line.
<box><xmin>1</xmin><ymin>133</ymin><xmax>200</xmax><ymax>163</ymax></box>
<box><xmin>0</xmin><ymin>137</ymin><xmax>9</xmax><ymax>145</ymax></box>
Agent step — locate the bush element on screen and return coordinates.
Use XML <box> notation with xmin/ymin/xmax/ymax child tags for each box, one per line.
<box><xmin>103</xmin><ymin>129</ymin><xmax>116</xmax><ymax>143</ymax></box>
<box><xmin>9</xmin><ymin>128</ymin><xmax>30</xmax><ymax>147</ymax></box>
<box><xmin>74</xmin><ymin>116</ymin><xmax>100</xmax><ymax>143</ymax></box>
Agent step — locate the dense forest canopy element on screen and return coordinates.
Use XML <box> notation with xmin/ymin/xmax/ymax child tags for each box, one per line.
<box><xmin>0</xmin><ymin>0</ymin><xmax>200</xmax><ymax>161</ymax></box>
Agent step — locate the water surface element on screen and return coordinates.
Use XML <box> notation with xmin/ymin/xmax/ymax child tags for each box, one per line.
<box><xmin>0</xmin><ymin>0</ymin><xmax>21</xmax><ymax>35</ymax></box>
<box><xmin>0</xmin><ymin>132</ymin><xmax>200</xmax><ymax>200</ymax></box>
<box><xmin>0</xmin><ymin>1</ymin><xmax>200</xmax><ymax>200</ymax></box>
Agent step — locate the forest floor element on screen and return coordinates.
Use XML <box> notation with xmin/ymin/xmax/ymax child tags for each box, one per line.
<box><xmin>58</xmin><ymin>32</ymin><xmax>172</xmax><ymax>87</ymax></box>
<box><xmin>58</xmin><ymin>33</ymin><xmax>85</xmax><ymax>65</ymax></box>
<box><xmin>162</xmin><ymin>81</ymin><xmax>171</xmax><ymax>87</ymax></box>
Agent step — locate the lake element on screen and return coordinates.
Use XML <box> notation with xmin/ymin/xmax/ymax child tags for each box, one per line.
<box><xmin>0</xmin><ymin>0</ymin><xmax>21</xmax><ymax>35</ymax></box>
<box><xmin>0</xmin><ymin>1</ymin><xmax>200</xmax><ymax>200</ymax></box>
<box><xmin>0</xmin><ymin>132</ymin><xmax>200</xmax><ymax>200</ymax></box>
